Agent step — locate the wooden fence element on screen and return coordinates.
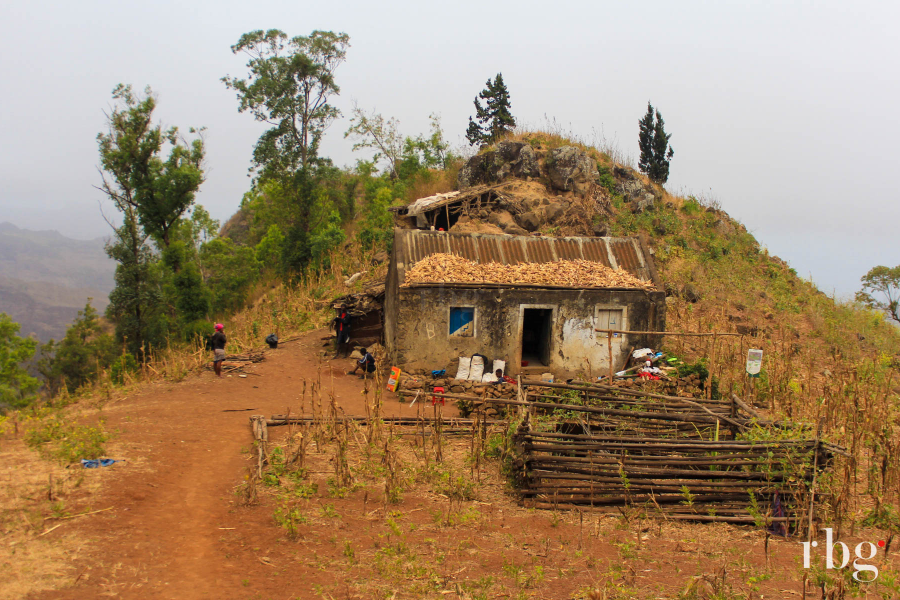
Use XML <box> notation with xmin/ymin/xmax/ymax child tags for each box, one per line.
<box><xmin>497</xmin><ymin>381</ymin><xmax>845</xmax><ymax>524</ymax></box>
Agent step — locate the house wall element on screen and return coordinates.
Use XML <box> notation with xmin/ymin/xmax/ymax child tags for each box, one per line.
<box><xmin>388</xmin><ymin>285</ymin><xmax>665</xmax><ymax>378</ymax></box>
<box><xmin>384</xmin><ymin>245</ymin><xmax>401</xmax><ymax>359</ymax></box>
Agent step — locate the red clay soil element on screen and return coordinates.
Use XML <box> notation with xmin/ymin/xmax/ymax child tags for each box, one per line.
<box><xmin>24</xmin><ymin>329</ymin><xmax>895</xmax><ymax>600</ymax></box>
<box><xmin>28</xmin><ymin>330</ymin><xmax>391</xmax><ymax>599</ymax></box>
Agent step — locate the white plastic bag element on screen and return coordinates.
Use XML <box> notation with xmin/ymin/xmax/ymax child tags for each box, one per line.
<box><xmin>455</xmin><ymin>356</ymin><xmax>471</xmax><ymax>380</ymax></box>
<box><xmin>468</xmin><ymin>355</ymin><xmax>485</xmax><ymax>381</ymax></box>
<box><xmin>481</xmin><ymin>372</ymin><xmax>497</xmax><ymax>383</ymax></box>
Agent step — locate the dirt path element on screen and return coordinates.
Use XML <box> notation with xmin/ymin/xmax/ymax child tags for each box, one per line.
<box><xmin>31</xmin><ymin>329</ymin><xmax>403</xmax><ymax>599</ymax></box>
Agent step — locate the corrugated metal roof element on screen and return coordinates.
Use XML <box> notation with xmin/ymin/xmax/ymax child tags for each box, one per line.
<box><xmin>394</xmin><ymin>229</ymin><xmax>660</xmax><ymax>289</ymax></box>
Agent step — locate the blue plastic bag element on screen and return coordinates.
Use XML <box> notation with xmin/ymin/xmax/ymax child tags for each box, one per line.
<box><xmin>81</xmin><ymin>458</ymin><xmax>118</xmax><ymax>468</ymax></box>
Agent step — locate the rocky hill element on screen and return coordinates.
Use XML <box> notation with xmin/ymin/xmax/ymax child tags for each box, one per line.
<box><xmin>0</xmin><ymin>222</ymin><xmax>115</xmax><ymax>341</ymax></box>
<box><xmin>395</xmin><ymin>133</ymin><xmax>899</xmax><ymax>380</ymax></box>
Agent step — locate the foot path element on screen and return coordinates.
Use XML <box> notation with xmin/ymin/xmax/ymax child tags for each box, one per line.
<box><xmin>33</xmin><ymin>330</ymin><xmax>408</xmax><ymax>599</ymax></box>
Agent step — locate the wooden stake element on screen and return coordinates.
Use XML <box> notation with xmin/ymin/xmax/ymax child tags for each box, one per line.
<box><xmin>607</xmin><ymin>331</ymin><xmax>614</xmax><ymax>383</ymax></box>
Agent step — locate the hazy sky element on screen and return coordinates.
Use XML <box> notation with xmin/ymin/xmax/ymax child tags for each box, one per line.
<box><xmin>2</xmin><ymin>0</ymin><xmax>897</xmax><ymax>298</ymax></box>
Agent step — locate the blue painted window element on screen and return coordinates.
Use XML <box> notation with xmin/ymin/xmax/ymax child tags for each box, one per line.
<box><xmin>449</xmin><ymin>307</ymin><xmax>475</xmax><ymax>337</ymax></box>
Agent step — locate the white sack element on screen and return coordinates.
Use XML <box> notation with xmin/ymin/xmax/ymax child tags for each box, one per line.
<box><xmin>468</xmin><ymin>355</ymin><xmax>484</xmax><ymax>381</ymax></box>
<box><xmin>454</xmin><ymin>357</ymin><xmax>471</xmax><ymax>380</ymax></box>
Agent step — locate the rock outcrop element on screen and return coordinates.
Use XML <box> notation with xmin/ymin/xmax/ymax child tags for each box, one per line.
<box><xmin>631</xmin><ymin>194</ymin><xmax>656</xmax><ymax>214</ymax></box>
<box><xmin>545</xmin><ymin>146</ymin><xmax>598</xmax><ymax>194</ymax></box>
<box><xmin>487</xmin><ymin>210</ymin><xmax>528</xmax><ymax>236</ymax></box>
<box><xmin>457</xmin><ymin>141</ymin><xmax>540</xmax><ymax>188</ymax></box>
<box><xmin>448</xmin><ymin>140</ymin><xmax>666</xmax><ymax>238</ymax></box>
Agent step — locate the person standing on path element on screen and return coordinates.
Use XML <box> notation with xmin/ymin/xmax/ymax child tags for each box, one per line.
<box><xmin>211</xmin><ymin>323</ymin><xmax>227</xmax><ymax>377</ymax></box>
<box><xmin>332</xmin><ymin>304</ymin><xmax>351</xmax><ymax>358</ymax></box>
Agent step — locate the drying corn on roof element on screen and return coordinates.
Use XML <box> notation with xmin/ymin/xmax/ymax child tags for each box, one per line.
<box><xmin>403</xmin><ymin>253</ymin><xmax>654</xmax><ymax>289</ymax></box>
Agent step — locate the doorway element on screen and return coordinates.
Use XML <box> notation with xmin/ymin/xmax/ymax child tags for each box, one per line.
<box><xmin>521</xmin><ymin>308</ymin><xmax>553</xmax><ymax>366</ymax></box>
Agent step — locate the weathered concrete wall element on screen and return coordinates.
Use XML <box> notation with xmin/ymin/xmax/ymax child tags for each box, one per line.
<box><xmin>384</xmin><ymin>244</ymin><xmax>401</xmax><ymax>360</ymax></box>
<box><xmin>389</xmin><ymin>285</ymin><xmax>666</xmax><ymax>378</ymax></box>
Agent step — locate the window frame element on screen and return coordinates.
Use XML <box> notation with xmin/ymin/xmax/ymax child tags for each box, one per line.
<box><xmin>448</xmin><ymin>305</ymin><xmax>477</xmax><ymax>338</ymax></box>
<box><xmin>594</xmin><ymin>305</ymin><xmax>628</xmax><ymax>340</ymax></box>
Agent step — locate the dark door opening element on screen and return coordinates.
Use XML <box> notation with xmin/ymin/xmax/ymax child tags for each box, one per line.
<box><xmin>521</xmin><ymin>308</ymin><xmax>552</xmax><ymax>366</ymax></box>
<box><xmin>430</xmin><ymin>206</ymin><xmax>461</xmax><ymax>231</ymax></box>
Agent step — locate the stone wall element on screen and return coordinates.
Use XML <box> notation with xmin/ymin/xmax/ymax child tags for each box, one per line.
<box><xmin>387</xmin><ymin>285</ymin><xmax>665</xmax><ymax>379</ymax></box>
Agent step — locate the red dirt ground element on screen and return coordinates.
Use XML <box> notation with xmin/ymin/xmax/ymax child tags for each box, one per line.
<box><xmin>28</xmin><ymin>331</ymin><xmax>396</xmax><ymax>599</ymax></box>
<box><xmin>21</xmin><ymin>329</ymin><xmax>899</xmax><ymax>600</ymax></box>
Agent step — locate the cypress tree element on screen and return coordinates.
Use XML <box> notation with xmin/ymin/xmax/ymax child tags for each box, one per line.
<box><xmin>466</xmin><ymin>73</ymin><xmax>516</xmax><ymax>147</ymax></box>
<box><xmin>650</xmin><ymin>110</ymin><xmax>674</xmax><ymax>184</ymax></box>
<box><xmin>638</xmin><ymin>103</ymin><xmax>655</xmax><ymax>175</ymax></box>
<box><xmin>637</xmin><ymin>102</ymin><xmax>674</xmax><ymax>184</ymax></box>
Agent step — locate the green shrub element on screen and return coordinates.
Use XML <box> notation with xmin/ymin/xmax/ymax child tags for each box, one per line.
<box><xmin>681</xmin><ymin>196</ymin><xmax>702</xmax><ymax>215</ymax></box>
<box><xmin>110</xmin><ymin>354</ymin><xmax>139</xmax><ymax>384</ymax></box>
<box><xmin>181</xmin><ymin>319</ymin><xmax>214</xmax><ymax>345</ymax></box>
<box><xmin>596</xmin><ymin>165</ymin><xmax>617</xmax><ymax>196</ymax></box>
<box><xmin>25</xmin><ymin>417</ymin><xmax>109</xmax><ymax>463</ymax></box>
<box><xmin>676</xmin><ymin>358</ymin><xmax>720</xmax><ymax>399</ymax></box>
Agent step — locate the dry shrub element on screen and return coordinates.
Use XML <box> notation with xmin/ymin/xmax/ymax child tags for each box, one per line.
<box><xmin>557</xmin><ymin>182</ymin><xmax>613</xmax><ymax>237</ymax></box>
<box><xmin>502</xmin><ymin>122</ymin><xmax>624</xmax><ymax>167</ymax></box>
<box><xmin>404</xmin><ymin>162</ymin><xmax>463</xmax><ymax>202</ymax></box>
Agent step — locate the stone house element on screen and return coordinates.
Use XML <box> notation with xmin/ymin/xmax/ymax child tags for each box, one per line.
<box><xmin>384</xmin><ymin>229</ymin><xmax>666</xmax><ymax>379</ymax></box>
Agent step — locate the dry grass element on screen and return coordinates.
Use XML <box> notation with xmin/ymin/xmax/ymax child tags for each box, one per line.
<box><xmin>0</xmin><ymin>433</ymin><xmax>109</xmax><ymax>599</ymax></box>
<box><xmin>658</xmin><ymin>236</ymin><xmax>900</xmax><ymax>535</ymax></box>
<box><xmin>0</xmin><ymin>531</ymin><xmax>85</xmax><ymax>600</ymax></box>
<box><xmin>403</xmin><ymin>162</ymin><xmax>464</xmax><ymax>201</ymax></box>
<box><xmin>502</xmin><ymin>118</ymin><xmax>635</xmax><ymax>169</ymax></box>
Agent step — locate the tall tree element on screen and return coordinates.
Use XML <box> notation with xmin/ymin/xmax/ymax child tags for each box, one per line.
<box><xmin>96</xmin><ymin>84</ymin><xmax>205</xmax><ymax>358</ymax></box>
<box><xmin>0</xmin><ymin>313</ymin><xmax>39</xmax><ymax>410</ymax></box>
<box><xmin>223</xmin><ymin>29</ymin><xmax>350</xmax><ymax>176</ymax></box>
<box><xmin>856</xmin><ymin>265</ymin><xmax>900</xmax><ymax>323</ymax></box>
<box><xmin>224</xmin><ymin>30</ymin><xmax>350</xmax><ymax>276</ymax></box>
<box><xmin>39</xmin><ymin>302</ymin><xmax>116</xmax><ymax>394</ymax></box>
<box><xmin>104</xmin><ymin>215</ymin><xmax>160</xmax><ymax>359</ymax></box>
<box><xmin>97</xmin><ymin>85</ymin><xmax>205</xmax><ymax>249</ymax></box>
<box><xmin>637</xmin><ymin>102</ymin><xmax>674</xmax><ymax>184</ymax></box>
<box><xmin>638</xmin><ymin>103</ymin><xmax>655</xmax><ymax>175</ymax></box>
<box><xmin>344</xmin><ymin>104</ymin><xmax>404</xmax><ymax>178</ymax></box>
<box><xmin>466</xmin><ymin>73</ymin><xmax>516</xmax><ymax>147</ymax></box>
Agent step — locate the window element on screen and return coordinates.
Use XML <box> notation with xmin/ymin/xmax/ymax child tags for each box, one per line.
<box><xmin>449</xmin><ymin>307</ymin><xmax>475</xmax><ymax>337</ymax></box>
<box><xmin>596</xmin><ymin>307</ymin><xmax>625</xmax><ymax>338</ymax></box>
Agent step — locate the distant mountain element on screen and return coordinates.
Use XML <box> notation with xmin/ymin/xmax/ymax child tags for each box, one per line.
<box><xmin>0</xmin><ymin>222</ymin><xmax>115</xmax><ymax>341</ymax></box>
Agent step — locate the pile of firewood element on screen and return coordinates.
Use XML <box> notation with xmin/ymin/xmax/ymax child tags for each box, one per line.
<box><xmin>203</xmin><ymin>350</ymin><xmax>266</xmax><ymax>374</ymax></box>
<box><xmin>403</xmin><ymin>253</ymin><xmax>653</xmax><ymax>289</ymax></box>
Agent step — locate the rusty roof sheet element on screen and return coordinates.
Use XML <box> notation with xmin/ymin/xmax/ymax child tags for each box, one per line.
<box><xmin>394</xmin><ymin>229</ymin><xmax>660</xmax><ymax>289</ymax></box>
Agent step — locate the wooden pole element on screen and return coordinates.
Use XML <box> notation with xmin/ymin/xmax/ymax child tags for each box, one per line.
<box><xmin>594</xmin><ymin>328</ymin><xmax>743</xmax><ymax>337</ymax></box>
<box><xmin>607</xmin><ymin>331</ymin><xmax>614</xmax><ymax>383</ymax></box>
<box><xmin>708</xmin><ymin>333</ymin><xmax>717</xmax><ymax>400</ymax></box>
